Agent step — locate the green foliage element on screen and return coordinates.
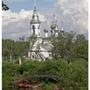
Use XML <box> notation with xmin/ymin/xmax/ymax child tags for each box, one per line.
<box><xmin>69</xmin><ymin>59</ymin><xmax>88</xmax><ymax>87</ymax></box>
<box><xmin>17</xmin><ymin>59</ymin><xmax>88</xmax><ymax>87</ymax></box>
<box><xmin>14</xmin><ymin>41</ymin><xmax>29</xmax><ymax>57</ymax></box>
<box><xmin>2</xmin><ymin>61</ymin><xmax>19</xmax><ymax>90</ymax></box>
<box><xmin>2</xmin><ymin>40</ymin><xmax>14</xmax><ymax>59</ymax></box>
<box><xmin>51</xmin><ymin>31</ymin><xmax>76</xmax><ymax>61</ymax></box>
<box><xmin>74</xmin><ymin>34</ymin><xmax>88</xmax><ymax>60</ymax></box>
<box><xmin>2</xmin><ymin>59</ymin><xmax>88</xmax><ymax>90</ymax></box>
<box><xmin>43</xmin><ymin>83</ymin><xmax>55</xmax><ymax>90</ymax></box>
<box><xmin>2</xmin><ymin>31</ymin><xmax>88</xmax><ymax>90</ymax></box>
<box><xmin>2</xmin><ymin>40</ymin><xmax>29</xmax><ymax>60</ymax></box>
<box><xmin>51</xmin><ymin>32</ymin><xmax>88</xmax><ymax>62</ymax></box>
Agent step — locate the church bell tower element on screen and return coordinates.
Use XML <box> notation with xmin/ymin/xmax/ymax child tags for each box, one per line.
<box><xmin>30</xmin><ymin>6</ymin><xmax>41</xmax><ymax>38</ymax></box>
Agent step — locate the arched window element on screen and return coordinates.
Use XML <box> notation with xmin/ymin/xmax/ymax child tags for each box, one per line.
<box><xmin>38</xmin><ymin>25</ymin><xmax>40</xmax><ymax>29</ymax></box>
<box><xmin>32</xmin><ymin>25</ymin><xmax>35</xmax><ymax>35</ymax></box>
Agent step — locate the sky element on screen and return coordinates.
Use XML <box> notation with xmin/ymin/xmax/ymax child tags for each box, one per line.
<box><xmin>2</xmin><ymin>0</ymin><xmax>88</xmax><ymax>40</ymax></box>
<box><xmin>3</xmin><ymin>0</ymin><xmax>55</xmax><ymax>12</ymax></box>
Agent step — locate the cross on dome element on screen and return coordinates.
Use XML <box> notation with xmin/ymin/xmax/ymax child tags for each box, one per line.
<box><xmin>30</xmin><ymin>2</ymin><xmax>41</xmax><ymax>24</ymax></box>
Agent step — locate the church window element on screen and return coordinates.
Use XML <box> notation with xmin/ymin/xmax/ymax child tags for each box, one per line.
<box><xmin>38</xmin><ymin>25</ymin><xmax>40</xmax><ymax>29</ymax></box>
<box><xmin>32</xmin><ymin>25</ymin><xmax>35</xmax><ymax>35</ymax></box>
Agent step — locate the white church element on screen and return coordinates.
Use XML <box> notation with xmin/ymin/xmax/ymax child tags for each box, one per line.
<box><xmin>28</xmin><ymin>6</ymin><xmax>64</xmax><ymax>61</ymax></box>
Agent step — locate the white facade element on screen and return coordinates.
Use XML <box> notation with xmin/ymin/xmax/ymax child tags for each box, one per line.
<box><xmin>28</xmin><ymin>6</ymin><xmax>63</xmax><ymax>61</ymax></box>
<box><xmin>30</xmin><ymin>23</ymin><xmax>41</xmax><ymax>37</ymax></box>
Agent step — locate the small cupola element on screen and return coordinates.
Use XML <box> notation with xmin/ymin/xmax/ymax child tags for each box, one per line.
<box><xmin>30</xmin><ymin>6</ymin><xmax>41</xmax><ymax>24</ymax></box>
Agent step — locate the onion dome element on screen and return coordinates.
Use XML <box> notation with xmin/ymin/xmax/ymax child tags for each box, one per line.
<box><xmin>30</xmin><ymin>6</ymin><xmax>41</xmax><ymax>24</ymax></box>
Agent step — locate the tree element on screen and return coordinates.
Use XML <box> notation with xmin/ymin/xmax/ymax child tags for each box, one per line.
<box><xmin>2</xmin><ymin>39</ymin><xmax>30</xmax><ymax>60</ymax></box>
<box><xmin>51</xmin><ymin>32</ymin><xmax>65</xmax><ymax>59</ymax></box>
<box><xmin>51</xmin><ymin>31</ymin><xmax>76</xmax><ymax>63</ymax></box>
<box><xmin>2</xmin><ymin>61</ymin><xmax>19</xmax><ymax>90</ymax></box>
<box><xmin>2</xmin><ymin>1</ymin><xmax>9</xmax><ymax>11</ymax></box>
<box><xmin>51</xmin><ymin>31</ymin><xmax>88</xmax><ymax>63</ymax></box>
<box><xmin>74</xmin><ymin>34</ymin><xmax>88</xmax><ymax>60</ymax></box>
<box><xmin>13</xmin><ymin>41</ymin><xmax>29</xmax><ymax>58</ymax></box>
<box><xmin>2</xmin><ymin>39</ymin><xmax>14</xmax><ymax>60</ymax></box>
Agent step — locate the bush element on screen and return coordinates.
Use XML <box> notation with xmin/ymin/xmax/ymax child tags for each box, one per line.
<box><xmin>2</xmin><ymin>59</ymin><xmax>88</xmax><ymax>90</ymax></box>
<box><xmin>2</xmin><ymin>61</ymin><xmax>19</xmax><ymax>90</ymax></box>
<box><xmin>43</xmin><ymin>83</ymin><xmax>55</xmax><ymax>90</ymax></box>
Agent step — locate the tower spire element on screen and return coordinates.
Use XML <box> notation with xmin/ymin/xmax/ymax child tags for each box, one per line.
<box><xmin>33</xmin><ymin>0</ymin><xmax>37</xmax><ymax>13</ymax></box>
<box><xmin>34</xmin><ymin>0</ymin><xmax>37</xmax><ymax>8</ymax></box>
<box><xmin>52</xmin><ymin>14</ymin><xmax>57</xmax><ymax>24</ymax></box>
<box><xmin>53</xmin><ymin>14</ymin><xmax>55</xmax><ymax>20</ymax></box>
<box><xmin>33</xmin><ymin>0</ymin><xmax>38</xmax><ymax>17</ymax></box>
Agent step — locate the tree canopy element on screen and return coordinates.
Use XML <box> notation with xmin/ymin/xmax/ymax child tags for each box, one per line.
<box><xmin>51</xmin><ymin>31</ymin><xmax>88</xmax><ymax>62</ymax></box>
<box><xmin>2</xmin><ymin>1</ymin><xmax>9</xmax><ymax>11</ymax></box>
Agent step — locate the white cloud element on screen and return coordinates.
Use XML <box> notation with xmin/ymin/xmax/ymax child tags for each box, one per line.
<box><xmin>2</xmin><ymin>10</ymin><xmax>45</xmax><ymax>40</ymax></box>
<box><xmin>54</xmin><ymin>0</ymin><xmax>88</xmax><ymax>34</ymax></box>
<box><xmin>2</xmin><ymin>0</ymin><xmax>88</xmax><ymax>40</ymax></box>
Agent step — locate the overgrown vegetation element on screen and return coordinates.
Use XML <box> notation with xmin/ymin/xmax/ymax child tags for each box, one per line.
<box><xmin>2</xmin><ymin>31</ymin><xmax>88</xmax><ymax>90</ymax></box>
<box><xmin>2</xmin><ymin>59</ymin><xmax>88</xmax><ymax>90</ymax></box>
<box><xmin>51</xmin><ymin>31</ymin><xmax>88</xmax><ymax>62</ymax></box>
<box><xmin>2</xmin><ymin>40</ymin><xmax>29</xmax><ymax>60</ymax></box>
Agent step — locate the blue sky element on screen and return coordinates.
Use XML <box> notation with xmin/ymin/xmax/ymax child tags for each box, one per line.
<box><xmin>3</xmin><ymin>0</ymin><xmax>55</xmax><ymax>12</ymax></box>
